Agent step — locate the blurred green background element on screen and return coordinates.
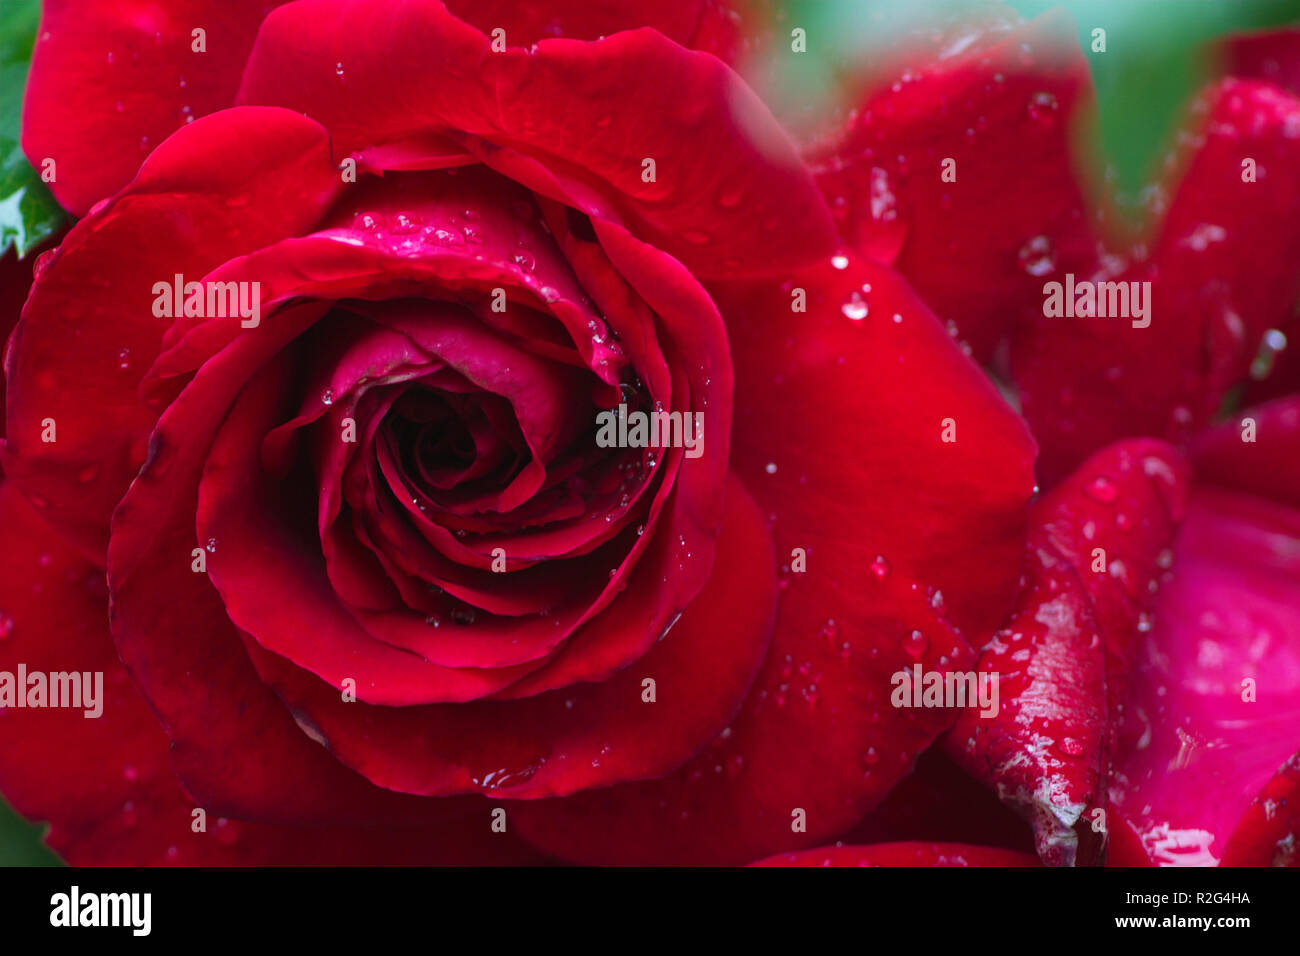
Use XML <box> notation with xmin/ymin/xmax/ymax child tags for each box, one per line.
<box><xmin>2</xmin><ymin>0</ymin><xmax>1300</xmax><ymax>866</ymax></box>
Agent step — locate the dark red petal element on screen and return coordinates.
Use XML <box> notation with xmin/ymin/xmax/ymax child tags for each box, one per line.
<box><xmin>751</xmin><ymin>843</ymin><xmax>1039</xmax><ymax>867</ymax></box>
<box><xmin>1221</xmin><ymin>751</ymin><xmax>1300</xmax><ymax>866</ymax></box>
<box><xmin>21</xmin><ymin>1</ymin><xmax>294</xmax><ymax>216</ymax></box>
<box><xmin>842</xmin><ymin>748</ymin><xmax>1036</xmax><ymax>854</ymax></box>
<box><xmin>237</xmin><ymin>0</ymin><xmax>836</xmax><ymax>278</ymax></box>
<box><xmin>804</xmin><ymin>10</ymin><xmax>1097</xmax><ymax>363</ymax></box>
<box><xmin>511</xmin><ymin>255</ymin><xmax>1036</xmax><ymax>864</ymax></box>
<box><xmin>0</xmin><ymin>481</ymin><xmax>545</xmax><ymax>863</ymax></box>
<box><xmin>0</xmin><ymin>246</ymin><xmax>49</xmax><ymax>469</ymax></box>
<box><xmin>199</xmin><ymin>350</ymin><xmax>546</xmax><ymax>705</ymax></box>
<box><xmin>1192</xmin><ymin>396</ymin><xmax>1300</xmax><ymax>510</ymax></box>
<box><xmin>945</xmin><ymin>440</ymin><xmax>1189</xmax><ymax>866</ymax></box>
<box><xmin>1112</xmin><ymin>486</ymin><xmax>1300</xmax><ymax>865</ymax></box>
<box><xmin>1218</xmin><ymin>26</ymin><xmax>1300</xmax><ymax>97</ymax></box>
<box><xmin>1014</xmin><ymin>79</ymin><xmax>1300</xmax><ymax>486</ymax></box>
<box><xmin>236</xmin><ymin>472</ymin><xmax>774</xmax><ymax>798</ymax></box>
<box><xmin>3</xmin><ymin>107</ymin><xmax>342</xmax><ymax>561</ymax></box>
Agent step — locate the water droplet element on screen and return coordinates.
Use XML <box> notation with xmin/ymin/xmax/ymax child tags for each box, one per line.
<box><xmin>391</xmin><ymin>212</ymin><xmax>420</xmax><ymax>234</ymax></box>
<box><xmin>321</xmin><ymin>388</ymin><xmax>335</xmax><ymax>406</ymax></box>
<box><xmin>861</xmin><ymin>747</ymin><xmax>880</xmax><ymax>769</ymax></box>
<box><xmin>717</xmin><ymin>186</ymin><xmax>743</xmax><ymax>209</ymax></box>
<box><xmin>1084</xmin><ymin>475</ymin><xmax>1118</xmax><ymax>504</ymax></box>
<box><xmin>870</xmin><ymin>554</ymin><xmax>890</xmax><ymax>579</ymax></box>
<box><xmin>424</xmin><ymin>614</ymin><xmax>441</xmax><ymax>628</ymax></box>
<box><xmin>903</xmin><ymin>629</ymin><xmax>928</xmax><ymax>659</ymax></box>
<box><xmin>117</xmin><ymin>347</ymin><xmax>132</xmax><ymax>370</ymax></box>
<box><xmin>1250</xmin><ymin>329</ymin><xmax>1288</xmax><ymax>380</ymax></box>
<box><xmin>841</xmin><ymin>291</ymin><xmax>869</xmax><ymax>321</ymax></box>
<box><xmin>830</xmin><ymin>253</ymin><xmax>850</xmax><ymax>270</ymax></box>
<box><xmin>820</xmin><ymin>619</ymin><xmax>840</xmax><ymax>646</ymax></box>
<box><xmin>204</xmin><ymin>537</ymin><xmax>218</xmax><ymax>553</ymax></box>
<box><xmin>451</xmin><ymin>607</ymin><xmax>477</xmax><ymax>626</ymax></box>
<box><xmin>1017</xmin><ymin>235</ymin><xmax>1057</xmax><ymax>277</ymax></box>
<box><xmin>539</xmin><ymin>286</ymin><xmax>560</xmax><ymax>303</ymax></box>
<box><xmin>335</xmin><ymin>61</ymin><xmax>345</xmax><ymax>77</ymax></box>
<box><xmin>764</xmin><ymin>461</ymin><xmax>777</xmax><ymax>475</ymax></box>
<box><xmin>0</xmin><ymin>612</ymin><xmax>14</xmax><ymax>640</ymax></box>
<box><xmin>1027</xmin><ymin>91</ymin><xmax>1059</xmax><ymax>126</ymax></box>
<box><xmin>214</xmin><ymin>816</ymin><xmax>241</xmax><ymax>845</ymax></box>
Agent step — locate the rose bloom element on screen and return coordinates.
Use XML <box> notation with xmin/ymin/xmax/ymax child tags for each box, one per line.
<box><xmin>0</xmin><ymin>1</ymin><xmax>1296</xmax><ymax>867</ymax></box>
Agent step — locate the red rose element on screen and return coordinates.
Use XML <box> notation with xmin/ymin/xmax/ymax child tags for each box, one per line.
<box><xmin>1</xmin><ymin>0</ymin><xmax>1036</xmax><ymax>865</ymax></box>
<box><xmin>12</xmin><ymin>1</ymin><xmax>1292</xmax><ymax>871</ymax></box>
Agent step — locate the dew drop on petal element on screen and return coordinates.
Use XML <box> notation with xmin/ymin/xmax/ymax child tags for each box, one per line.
<box><xmin>1084</xmin><ymin>475</ymin><xmax>1118</xmax><ymax>504</ymax></box>
<box><xmin>841</xmin><ymin>291</ymin><xmax>869</xmax><ymax>321</ymax></box>
<box><xmin>1027</xmin><ymin>91</ymin><xmax>1059</xmax><ymax>126</ymax></box>
<box><xmin>1017</xmin><ymin>235</ymin><xmax>1057</xmax><ymax>277</ymax></box>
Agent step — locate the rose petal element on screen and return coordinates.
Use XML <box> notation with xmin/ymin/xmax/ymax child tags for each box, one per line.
<box><xmin>1192</xmin><ymin>396</ymin><xmax>1300</xmax><ymax>511</ymax></box>
<box><xmin>1221</xmin><ymin>750</ymin><xmax>1300</xmax><ymax>866</ymax></box>
<box><xmin>945</xmin><ymin>440</ymin><xmax>1189</xmax><ymax>866</ymax></box>
<box><xmin>3</xmin><ymin>107</ymin><xmax>342</xmax><ymax>561</ymax></box>
<box><xmin>237</xmin><ymin>0</ymin><xmax>836</xmax><ymax>278</ymax></box>
<box><xmin>1014</xmin><ymin>79</ymin><xmax>1300</xmax><ymax>486</ymax></box>
<box><xmin>1112</xmin><ymin>486</ymin><xmax>1300</xmax><ymax>865</ymax></box>
<box><xmin>0</xmin><ymin>481</ymin><xmax>542</xmax><ymax>862</ymax></box>
<box><xmin>238</xmin><ymin>472</ymin><xmax>775</xmax><ymax>798</ymax></box>
<box><xmin>21</xmin><ymin>1</ymin><xmax>297</xmax><ymax>216</ymax></box>
<box><xmin>510</xmin><ymin>254</ymin><xmax>1037</xmax><ymax>864</ymax></box>
<box><xmin>805</xmin><ymin>10</ymin><xmax>1097</xmax><ymax>364</ymax></box>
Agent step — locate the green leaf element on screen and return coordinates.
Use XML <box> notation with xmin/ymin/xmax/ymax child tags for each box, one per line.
<box><xmin>0</xmin><ymin>0</ymin><xmax>67</xmax><ymax>258</ymax></box>
<box><xmin>0</xmin><ymin>795</ymin><xmax>61</xmax><ymax>866</ymax></box>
